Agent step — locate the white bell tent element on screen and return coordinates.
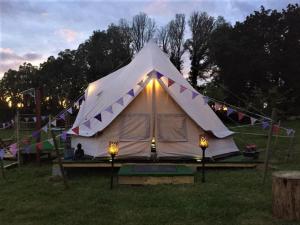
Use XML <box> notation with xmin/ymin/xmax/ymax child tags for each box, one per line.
<box><xmin>69</xmin><ymin>41</ymin><xmax>239</xmax><ymax>159</ymax></box>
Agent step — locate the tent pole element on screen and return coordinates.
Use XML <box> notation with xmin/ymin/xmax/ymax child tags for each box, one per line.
<box><xmin>152</xmin><ymin>77</ymin><xmax>157</xmax><ymax>158</ymax></box>
<box><xmin>263</xmin><ymin>108</ymin><xmax>276</xmax><ymax>184</ymax></box>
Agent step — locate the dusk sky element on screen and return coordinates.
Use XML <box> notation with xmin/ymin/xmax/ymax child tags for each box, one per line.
<box><xmin>0</xmin><ymin>0</ymin><xmax>299</xmax><ymax>78</ymax></box>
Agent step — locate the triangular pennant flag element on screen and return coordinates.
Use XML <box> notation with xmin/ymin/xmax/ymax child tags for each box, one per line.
<box><xmin>36</xmin><ymin>142</ymin><xmax>43</xmax><ymax>151</ymax></box>
<box><xmin>32</xmin><ymin>117</ymin><xmax>37</xmax><ymax>122</ymax></box>
<box><xmin>203</xmin><ymin>96</ymin><xmax>210</xmax><ymax>104</ymax></box>
<box><xmin>192</xmin><ymin>91</ymin><xmax>199</xmax><ymax>99</ymax></box>
<box><xmin>61</xmin><ymin>131</ymin><xmax>68</xmax><ymax>141</ymax></box>
<box><xmin>41</xmin><ymin>116</ymin><xmax>47</xmax><ymax>120</ymax></box>
<box><xmin>78</xmin><ymin>96</ymin><xmax>84</xmax><ymax>105</ymax></box>
<box><xmin>156</xmin><ymin>71</ymin><xmax>164</xmax><ymax>79</ymax></box>
<box><xmin>147</xmin><ymin>70</ymin><xmax>156</xmax><ymax>77</ymax></box>
<box><xmin>67</xmin><ymin>107</ymin><xmax>73</xmax><ymax>114</ymax></box>
<box><xmin>24</xmin><ymin>117</ymin><xmax>29</xmax><ymax>122</ymax></box>
<box><xmin>45</xmin><ymin>139</ymin><xmax>54</xmax><ymax>147</ymax></box>
<box><xmin>272</xmin><ymin>125</ymin><xmax>280</xmax><ymax>135</ymax></box>
<box><xmin>180</xmin><ymin>85</ymin><xmax>187</xmax><ymax>93</ymax></box>
<box><xmin>167</xmin><ymin>78</ymin><xmax>175</xmax><ymax>87</ymax></box>
<box><xmin>83</xmin><ymin>120</ymin><xmax>91</xmax><ymax>129</ymax></box>
<box><xmin>9</xmin><ymin>143</ymin><xmax>18</xmax><ymax>156</ymax></box>
<box><xmin>32</xmin><ymin>130</ymin><xmax>40</xmax><ymax>139</ymax></box>
<box><xmin>286</xmin><ymin>128</ymin><xmax>295</xmax><ymax>136</ymax></box>
<box><xmin>127</xmin><ymin>89</ymin><xmax>134</xmax><ymax>97</ymax></box>
<box><xmin>72</xmin><ymin>127</ymin><xmax>79</xmax><ymax>135</ymax></box>
<box><xmin>24</xmin><ymin>145</ymin><xmax>31</xmax><ymax>154</ymax></box>
<box><xmin>94</xmin><ymin>113</ymin><xmax>102</xmax><ymax>122</ymax></box>
<box><xmin>0</xmin><ymin>149</ymin><xmax>4</xmax><ymax>160</ymax></box>
<box><xmin>238</xmin><ymin>112</ymin><xmax>245</xmax><ymax>121</ymax></box>
<box><xmin>227</xmin><ymin>107</ymin><xmax>235</xmax><ymax>117</ymax></box>
<box><xmin>51</xmin><ymin>120</ymin><xmax>57</xmax><ymax>127</ymax></box>
<box><xmin>59</xmin><ymin>113</ymin><xmax>65</xmax><ymax>120</ymax></box>
<box><xmin>74</xmin><ymin>101</ymin><xmax>79</xmax><ymax>109</ymax></box>
<box><xmin>262</xmin><ymin>121</ymin><xmax>270</xmax><ymax>129</ymax></box>
<box><xmin>105</xmin><ymin>105</ymin><xmax>113</xmax><ymax>114</ymax></box>
<box><xmin>116</xmin><ymin>97</ymin><xmax>124</xmax><ymax>106</ymax></box>
<box><xmin>137</xmin><ymin>80</ymin><xmax>144</xmax><ymax>87</ymax></box>
<box><xmin>42</xmin><ymin>125</ymin><xmax>48</xmax><ymax>133</ymax></box>
<box><xmin>250</xmin><ymin>117</ymin><xmax>257</xmax><ymax>125</ymax></box>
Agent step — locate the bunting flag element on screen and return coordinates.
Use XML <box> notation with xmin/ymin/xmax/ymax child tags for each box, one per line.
<box><xmin>156</xmin><ymin>71</ymin><xmax>164</xmax><ymax>79</ymax></box>
<box><xmin>94</xmin><ymin>113</ymin><xmax>102</xmax><ymax>122</ymax></box>
<box><xmin>192</xmin><ymin>91</ymin><xmax>199</xmax><ymax>99</ymax></box>
<box><xmin>227</xmin><ymin>107</ymin><xmax>235</xmax><ymax>117</ymax></box>
<box><xmin>0</xmin><ymin>149</ymin><xmax>4</xmax><ymax>160</ymax></box>
<box><xmin>32</xmin><ymin>117</ymin><xmax>37</xmax><ymax>122</ymax></box>
<box><xmin>127</xmin><ymin>89</ymin><xmax>135</xmax><ymax>97</ymax></box>
<box><xmin>250</xmin><ymin>117</ymin><xmax>257</xmax><ymax>125</ymax></box>
<box><xmin>72</xmin><ymin>127</ymin><xmax>79</xmax><ymax>135</ymax></box>
<box><xmin>137</xmin><ymin>80</ymin><xmax>144</xmax><ymax>87</ymax></box>
<box><xmin>9</xmin><ymin>143</ymin><xmax>18</xmax><ymax>156</ymax></box>
<box><xmin>41</xmin><ymin>116</ymin><xmax>47</xmax><ymax>120</ymax></box>
<box><xmin>44</xmin><ymin>139</ymin><xmax>54</xmax><ymax>149</ymax></box>
<box><xmin>42</xmin><ymin>125</ymin><xmax>48</xmax><ymax>133</ymax></box>
<box><xmin>78</xmin><ymin>96</ymin><xmax>85</xmax><ymax>105</ymax></box>
<box><xmin>59</xmin><ymin>113</ymin><xmax>65</xmax><ymax>120</ymax></box>
<box><xmin>74</xmin><ymin>101</ymin><xmax>80</xmax><ymax>109</ymax></box>
<box><xmin>105</xmin><ymin>105</ymin><xmax>113</xmax><ymax>114</ymax></box>
<box><xmin>36</xmin><ymin>142</ymin><xmax>43</xmax><ymax>151</ymax></box>
<box><xmin>180</xmin><ymin>85</ymin><xmax>187</xmax><ymax>93</ymax></box>
<box><xmin>83</xmin><ymin>120</ymin><xmax>91</xmax><ymax>129</ymax></box>
<box><xmin>262</xmin><ymin>121</ymin><xmax>270</xmax><ymax>129</ymax></box>
<box><xmin>286</xmin><ymin>128</ymin><xmax>295</xmax><ymax>136</ymax></box>
<box><xmin>32</xmin><ymin>130</ymin><xmax>40</xmax><ymax>139</ymax></box>
<box><xmin>51</xmin><ymin>120</ymin><xmax>57</xmax><ymax>127</ymax></box>
<box><xmin>24</xmin><ymin>117</ymin><xmax>29</xmax><ymax>122</ymax></box>
<box><xmin>61</xmin><ymin>131</ymin><xmax>68</xmax><ymax>141</ymax></box>
<box><xmin>203</xmin><ymin>96</ymin><xmax>210</xmax><ymax>104</ymax></box>
<box><xmin>167</xmin><ymin>78</ymin><xmax>175</xmax><ymax>87</ymax></box>
<box><xmin>67</xmin><ymin>107</ymin><xmax>73</xmax><ymax>114</ymax></box>
<box><xmin>272</xmin><ymin>125</ymin><xmax>280</xmax><ymax>135</ymax></box>
<box><xmin>116</xmin><ymin>97</ymin><xmax>124</xmax><ymax>106</ymax></box>
<box><xmin>238</xmin><ymin>112</ymin><xmax>245</xmax><ymax>121</ymax></box>
<box><xmin>24</xmin><ymin>145</ymin><xmax>31</xmax><ymax>154</ymax></box>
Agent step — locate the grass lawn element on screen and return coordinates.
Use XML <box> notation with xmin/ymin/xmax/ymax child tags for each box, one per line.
<box><xmin>0</xmin><ymin>120</ymin><xmax>299</xmax><ymax>225</ymax></box>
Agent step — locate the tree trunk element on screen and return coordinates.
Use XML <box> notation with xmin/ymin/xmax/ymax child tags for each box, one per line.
<box><xmin>272</xmin><ymin>171</ymin><xmax>300</xmax><ymax>221</ymax></box>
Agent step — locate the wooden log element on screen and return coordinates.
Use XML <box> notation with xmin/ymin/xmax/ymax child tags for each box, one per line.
<box><xmin>272</xmin><ymin>171</ymin><xmax>300</xmax><ymax>220</ymax></box>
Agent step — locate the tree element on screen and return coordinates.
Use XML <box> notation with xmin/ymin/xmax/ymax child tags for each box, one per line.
<box><xmin>168</xmin><ymin>14</ymin><xmax>186</xmax><ymax>72</ymax></box>
<box><xmin>131</xmin><ymin>12</ymin><xmax>156</xmax><ymax>52</ymax></box>
<box><xmin>185</xmin><ymin>12</ymin><xmax>215</xmax><ymax>87</ymax></box>
<box><xmin>157</xmin><ymin>25</ymin><xmax>170</xmax><ymax>54</ymax></box>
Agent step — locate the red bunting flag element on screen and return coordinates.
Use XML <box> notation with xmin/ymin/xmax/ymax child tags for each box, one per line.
<box><xmin>238</xmin><ymin>112</ymin><xmax>245</xmax><ymax>121</ymax></box>
<box><xmin>272</xmin><ymin>125</ymin><xmax>280</xmax><ymax>135</ymax></box>
<box><xmin>72</xmin><ymin>127</ymin><xmax>79</xmax><ymax>135</ymax></box>
<box><xmin>36</xmin><ymin>142</ymin><xmax>43</xmax><ymax>151</ymax></box>
<box><xmin>168</xmin><ymin>78</ymin><xmax>175</xmax><ymax>87</ymax></box>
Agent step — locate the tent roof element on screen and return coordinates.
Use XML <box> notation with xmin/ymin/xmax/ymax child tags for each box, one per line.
<box><xmin>69</xmin><ymin>41</ymin><xmax>234</xmax><ymax>138</ymax></box>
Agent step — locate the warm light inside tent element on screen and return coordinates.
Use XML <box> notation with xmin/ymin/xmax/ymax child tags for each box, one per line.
<box><xmin>88</xmin><ymin>83</ymin><xmax>96</xmax><ymax>95</ymax></box>
<box><xmin>108</xmin><ymin>141</ymin><xmax>119</xmax><ymax>157</ymax></box>
<box><xmin>146</xmin><ymin>78</ymin><xmax>154</xmax><ymax>91</ymax></box>
<box><xmin>151</xmin><ymin>137</ymin><xmax>156</xmax><ymax>152</ymax></box>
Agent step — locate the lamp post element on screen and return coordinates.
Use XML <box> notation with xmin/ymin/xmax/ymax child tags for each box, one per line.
<box><xmin>199</xmin><ymin>135</ymin><xmax>209</xmax><ymax>183</ymax></box>
<box><xmin>108</xmin><ymin>141</ymin><xmax>119</xmax><ymax>189</ymax></box>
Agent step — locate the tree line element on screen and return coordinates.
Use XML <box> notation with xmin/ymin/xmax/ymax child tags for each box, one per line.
<box><xmin>0</xmin><ymin>4</ymin><xmax>299</xmax><ymax>121</ymax></box>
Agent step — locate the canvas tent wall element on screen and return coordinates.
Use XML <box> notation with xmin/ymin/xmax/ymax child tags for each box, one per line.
<box><xmin>69</xmin><ymin>41</ymin><xmax>239</xmax><ymax>158</ymax></box>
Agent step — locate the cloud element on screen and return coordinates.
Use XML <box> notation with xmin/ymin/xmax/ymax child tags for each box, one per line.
<box><xmin>0</xmin><ymin>48</ymin><xmax>44</xmax><ymax>78</ymax></box>
<box><xmin>56</xmin><ymin>28</ymin><xmax>80</xmax><ymax>43</ymax></box>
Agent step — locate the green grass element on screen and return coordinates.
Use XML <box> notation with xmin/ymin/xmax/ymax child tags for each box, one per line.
<box><xmin>0</xmin><ymin>120</ymin><xmax>299</xmax><ymax>225</ymax></box>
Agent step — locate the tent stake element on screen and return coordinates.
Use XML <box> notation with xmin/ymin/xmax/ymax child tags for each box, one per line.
<box><xmin>263</xmin><ymin>108</ymin><xmax>276</xmax><ymax>184</ymax></box>
<box><xmin>50</xmin><ymin>129</ymin><xmax>69</xmax><ymax>189</ymax></box>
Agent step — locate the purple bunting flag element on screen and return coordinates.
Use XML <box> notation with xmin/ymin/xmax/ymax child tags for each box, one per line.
<box><xmin>192</xmin><ymin>91</ymin><xmax>199</xmax><ymax>99</ymax></box>
<box><xmin>32</xmin><ymin>130</ymin><xmax>40</xmax><ymax>139</ymax></box>
<box><xmin>180</xmin><ymin>85</ymin><xmax>187</xmax><ymax>93</ymax></box>
<box><xmin>67</xmin><ymin>107</ymin><xmax>73</xmax><ymax>114</ymax></box>
<box><xmin>105</xmin><ymin>105</ymin><xmax>113</xmax><ymax>114</ymax></box>
<box><xmin>59</xmin><ymin>113</ymin><xmax>65</xmax><ymax>121</ymax></box>
<box><xmin>156</xmin><ymin>71</ymin><xmax>164</xmax><ymax>79</ymax></box>
<box><xmin>9</xmin><ymin>143</ymin><xmax>18</xmax><ymax>156</ymax></box>
<box><xmin>262</xmin><ymin>121</ymin><xmax>270</xmax><ymax>129</ymax></box>
<box><xmin>94</xmin><ymin>113</ymin><xmax>102</xmax><ymax>122</ymax></box>
<box><xmin>61</xmin><ymin>131</ymin><xmax>68</xmax><ymax>141</ymax></box>
<box><xmin>127</xmin><ymin>89</ymin><xmax>135</xmax><ymax>97</ymax></box>
<box><xmin>42</xmin><ymin>125</ymin><xmax>48</xmax><ymax>133</ymax></box>
<box><xmin>116</xmin><ymin>97</ymin><xmax>124</xmax><ymax>106</ymax></box>
<box><xmin>24</xmin><ymin>145</ymin><xmax>31</xmax><ymax>154</ymax></box>
<box><xmin>226</xmin><ymin>107</ymin><xmax>235</xmax><ymax>117</ymax></box>
<box><xmin>0</xmin><ymin>149</ymin><xmax>4</xmax><ymax>160</ymax></box>
<box><xmin>83</xmin><ymin>120</ymin><xmax>91</xmax><ymax>129</ymax></box>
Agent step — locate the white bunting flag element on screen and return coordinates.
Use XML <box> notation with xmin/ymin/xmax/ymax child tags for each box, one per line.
<box><xmin>250</xmin><ymin>117</ymin><xmax>257</xmax><ymax>125</ymax></box>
